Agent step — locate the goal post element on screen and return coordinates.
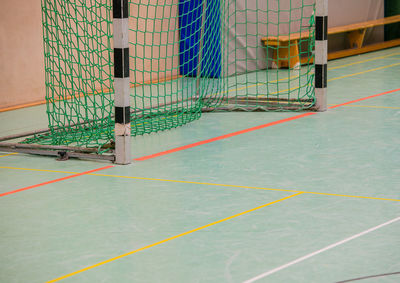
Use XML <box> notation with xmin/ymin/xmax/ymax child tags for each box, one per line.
<box><xmin>315</xmin><ymin>0</ymin><xmax>328</xmax><ymax>111</ymax></box>
<box><xmin>113</xmin><ymin>0</ymin><xmax>131</xmax><ymax>164</ymax></box>
<box><xmin>0</xmin><ymin>0</ymin><xmax>327</xmax><ymax>163</ymax></box>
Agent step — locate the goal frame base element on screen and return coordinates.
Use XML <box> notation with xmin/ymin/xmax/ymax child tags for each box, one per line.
<box><xmin>0</xmin><ymin>129</ymin><xmax>116</xmax><ymax>162</ymax></box>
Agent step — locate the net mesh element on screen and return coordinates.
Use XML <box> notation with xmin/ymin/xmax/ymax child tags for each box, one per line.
<box><xmin>25</xmin><ymin>0</ymin><xmax>316</xmax><ymax>151</ymax></box>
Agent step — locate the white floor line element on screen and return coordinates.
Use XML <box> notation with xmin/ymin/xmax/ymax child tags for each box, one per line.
<box><xmin>244</xmin><ymin>216</ymin><xmax>400</xmax><ymax>283</ymax></box>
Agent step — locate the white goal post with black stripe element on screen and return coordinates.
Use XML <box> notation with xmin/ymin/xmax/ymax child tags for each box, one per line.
<box><xmin>113</xmin><ymin>0</ymin><xmax>131</xmax><ymax>165</ymax></box>
<box><xmin>315</xmin><ymin>0</ymin><xmax>328</xmax><ymax>111</ymax></box>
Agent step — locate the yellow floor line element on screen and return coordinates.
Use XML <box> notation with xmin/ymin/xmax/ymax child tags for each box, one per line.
<box><xmin>328</xmin><ymin>52</ymin><xmax>400</xmax><ymax>70</ymax></box>
<box><xmin>90</xmin><ymin>173</ymin><xmax>400</xmax><ymax>202</ymax></box>
<box><xmin>303</xmin><ymin>191</ymin><xmax>399</xmax><ymax>201</ymax></box>
<box><xmin>2</xmin><ymin>166</ymin><xmax>397</xmax><ymax>202</ymax></box>
<box><xmin>329</xmin><ymin>62</ymin><xmax>400</xmax><ymax>82</ymax></box>
<box><xmin>91</xmin><ymin>173</ymin><xmax>301</xmax><ymax>193</ymax></box>
<box><xmin>327</xmin><ymin>104</ymin><xmax>400</xmax><ymax>109</ymax></box>
<box><xmin>0</xmin><ymin>153</ymin><xmax>19</xmax><ymax>158</ymax></box>
<box><xmin>0</xmin><ymin>166</ymin><xmax>75</xmax><ymax>174</ymax></box>
<box><xmin>46</xmin><ymin>192</ymin><xmax>302</xmax><ymax>283</ymax></box>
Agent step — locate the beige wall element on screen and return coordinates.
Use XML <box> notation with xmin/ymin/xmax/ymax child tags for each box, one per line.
<box><xmin>329</xmin><ymin>0</ymin><xmax>384</xmax><ymax>52</ymax></box>
<box><xmin>0</xmin><ymin>0</ymin><xmax>179</xmax><ymax>110</ymax></box>
<box><xmin>0</xmin><ymin>0</ymin><xmax>45</xmax><ymax>110</ymax></box>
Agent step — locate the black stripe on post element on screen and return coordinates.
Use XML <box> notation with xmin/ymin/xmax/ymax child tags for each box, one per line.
<box><xmin>315</xmin><ymin>64</ymin><xmax>327</xmax><ymax>88</ymax></box>
<box><xmin>315</xmin><ymin>16</ymin><xmax>328</xmax><ymax>41</ymax></box>
<box><xmin>114</xmin><ymin>48</ymin><xmax>129</xmax><ymax>78</ymax></box>
<box><xmin>123</xmin><ymin>47</ymin><xmax>129</xmax><ymax>77</ymax></box>
<box><xmin>113</xmin><ymin>0</ymin><xmax>128</xmax><ymax>19</ymax></box>
<box><xmin>115</xmin><ymin>106</ymin><xmax>131</xmax><ymax>124</ymax></box>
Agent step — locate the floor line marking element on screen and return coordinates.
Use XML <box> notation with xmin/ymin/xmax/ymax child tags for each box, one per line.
<box><xmin>46</xmin><ymin>192</ymin><xmax>302</xmax><ymax>283</ymax></box>
<box><xmin>329</xmin><ymin>88</ymin><xmax>400</xmax><ymax>109</ymax></box>
<box><xmin>0</xmin><ymin>166</ymin><xmax>76</xmax><ymax>174</ymax></box>
<box><xmin>0</xmin><ymin>165</ymin><xmax>113</xmax><ymax>198</ymax></box>
<box><xmin>328</xmin><ymin>62</ymin><xmax>400</xmax><ymax>82</ymax></box>
<box><xmin>134</xmin><ymin>112</ymin><xmax>316</xmax><ymax>161</ymax></box>
<box><xmin>1</xmin><ymin>167</ymin><xmax>398</xmax><ymax>202</ymax></box>
<box><xmin>327</xmin><ymin>104</ymin><xmax>400</xmax><ymax>109</ymax></box>
<box><xmin>328</xmin><ymin>52</ymin><xmax>400</xmax><ymax>70</ymax></box>
<box><xmin>88</xmin><ymin>174</ymin><xmax>400</xmax><ymax>202</ymax></box>
<box><xmin>135</xmin><ymin>88</ymin><xmax>400</xmax><ymax>161</ymax></box>
<box><xmin>337</xmin><ymin>271</ymin><xmax>400</xmax><ymax>283</ymax></box>
<box><xmin>244</xmin><ymin>216</ymin><xmax>400</xmax><ymax>283</ymax></box>
<box><xmin>0</xmin><ymin>152</ymin><xmax>19</xmax><ymax>158</ymax></box>
<box><xmin>302</xmin><ymin>191</ymin><xmax>399</xmax><ymax>202</ymax></box>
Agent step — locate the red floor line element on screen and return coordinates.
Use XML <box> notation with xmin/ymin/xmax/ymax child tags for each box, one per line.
<box><xmin>135</xmin><ymin>88</ymin><xmax>400</xmax><ymax>161</ymax></box>
<box><xmin>328</xmin><ymin>88</ymin><xmax>400</xmax><ymax>109</ymax></box>
<box><xmin>0</xmin><ymin>165</ymin><xmax>114</xmax><ymax>198</ymax></box>
<box><xmin>134</xmin><ymin>112</ymin><xmax>316</xmax><ymax>161</ymax></box>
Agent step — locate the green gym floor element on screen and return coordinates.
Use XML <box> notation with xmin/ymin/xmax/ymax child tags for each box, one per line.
<box><xmin>1</xmin><ymin>47</ymin><xmax>400</xmax><ymax>283</ymax></box>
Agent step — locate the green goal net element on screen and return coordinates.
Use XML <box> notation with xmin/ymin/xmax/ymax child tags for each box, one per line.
<box><xmin>25</xmin><ymin>0</ymin><xmax>316</xmax><ymax>152</ymax></box>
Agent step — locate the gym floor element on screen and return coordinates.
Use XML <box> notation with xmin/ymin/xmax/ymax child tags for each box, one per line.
<box><xmin>1</xmin><ymin>47</ymin><xmax>399</xmax><ymax>283</ymax></box>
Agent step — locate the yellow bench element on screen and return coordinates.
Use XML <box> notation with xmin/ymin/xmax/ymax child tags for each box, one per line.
<box><xmin>261</xmin><ymin>14</ymin><xmax>400</xmax><ymax>68</ymax></box>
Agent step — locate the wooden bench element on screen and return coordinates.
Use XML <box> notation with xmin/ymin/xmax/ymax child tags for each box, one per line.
<box><xmin>261</xmin><ymin>14</ymin><xmax>400</xmax><ymax>68</ymax></box>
